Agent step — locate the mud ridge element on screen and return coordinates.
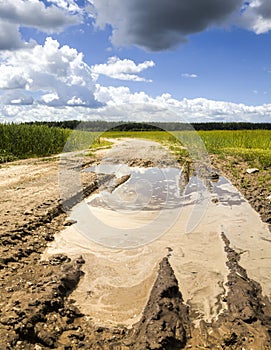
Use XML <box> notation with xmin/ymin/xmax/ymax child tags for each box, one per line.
<box><xmin>186</xmin><ymin>232</ymin><xmax>271</xmax><ymax>349</ymax></box>
<box><xmin>62</xmin><ymin>174</ymin><xmax>114</xmax><ymax>210</ymax></box>
<box><xmin>70</xmin><ymin>257</ymin><xmax>191</xmax><ymax>350</ymax></box>
<box><xmin>126</xmin><ymin>257</ymin><xmax>191</xmax><ymax>350</ymax></box>
<box><xmin>221</xmin><ymin>232</ymin><xmax>269</xmax><ymax>324</ymax></box>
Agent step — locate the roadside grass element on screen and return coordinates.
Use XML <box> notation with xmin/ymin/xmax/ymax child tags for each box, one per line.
<box><xmin>195</xmin><ymin>130</ymin><xmax>271</xmax><ymax>194</ymax></box>
<box><xmin>104</xmin><ymin>130</ymin><xmax>177</xmax><ymax>143</ymax></box>
<box><xmin>1</xmin><ymin>124</ymin><xmax>270</xmax><ymax>170</ymax></box>
<box><xmin>85</xmin><ymin>137</ymin><xmax>114</xmax><ymax>157</ymax></box>
<box><xmin>103</xmin><ymin>129</ymin><xmax>271</xmax><ymax>196</ymax></box>
<box><xmin>198</xmin><ymin>130</ymin><xmax>270</xmax><ymax>150</ymax></box>
<box><xmin>104</xmin><ymin>129</ymin><xmax>271</xmax><ymax>168</ymax></box>
<box><xmin>63</xmin><ymin>130</ymin><xmax>98</xmax><ymax>152</ymax></box>
<box><xmin>0</xmin><ymin>123</ymin><xmax>71</xmax><ymax>162</ymax></box>
<box><xmin>198</xmin><ymin>130</ymin><xmax>271</xmax><ymax>169</ymax></box>
<box><xmin>89</xmin><ymin>138</ymin><xmax>114</xmax><ymax>150</ymax></box>
<box><xmin>0</xmin><ymin>150</ymin><xmax>18</xmax><ymax>163</ymax></box>
<box><xmin>0</xmin><ymin>123</ymin><xmax>100</xmax><ymax>163</ymax></box>
<box><xmin>0</xmin><ymin>122</ymin><xmax>113</xmax><ymax>163</ymax></box>
<box><xmin>211</xmin><ymin>148</ymin><xmax>270</xmax><ymax>168</ymax></box>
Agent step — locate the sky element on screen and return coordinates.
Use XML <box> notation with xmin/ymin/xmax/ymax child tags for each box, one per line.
<box><xmin>1</xmin><ymin>0</ymin><xmax>271</xmax><ymax>123</ymax></box>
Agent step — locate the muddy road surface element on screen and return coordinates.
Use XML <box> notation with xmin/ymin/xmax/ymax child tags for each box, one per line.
<box><xmin>0</xmin><ymin>138</ymin><xmax>271</xmax><ymax>349</ymax></box>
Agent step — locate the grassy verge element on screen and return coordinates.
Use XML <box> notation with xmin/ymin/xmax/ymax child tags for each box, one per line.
<box><xmin>0</xmin><ymin>124</ymin><xmax>101</xmax><ymax>163</ymax></box>
<box><xmin>198</xmin><ymin>130</ymin><xmax>271</xmax><ymax>169</ymax></box>
<box><xmin>86</xmin><ymin>137</ymin><xmax>114</xmax><ymax>157</ymax></box>
<box><xmin>194</xmin><ymin>130</ymin><xmax>271</xmax><ymax>200</ymax></box>
<box><xmin>104</xmin><ymin>130</ymin><xmax>177</xmax><ymax>143</ymax></box>
<box><xmin>89</xmin><ymin>138</ymin><xmax>114</xmax><ymax>150</ymax></box>
<box><xmin>0</xmin><ymin>124</ymin><xmax>71</xmax><ymax>162</ymax></box>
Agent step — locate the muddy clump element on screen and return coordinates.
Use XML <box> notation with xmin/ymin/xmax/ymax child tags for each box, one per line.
<box><xmin>127</xmin><ymin>257</ymin><xmax>191</xmax><ymax>349</ymax></box>
<box><xmin>186</xmin><ymin>233</ymin><xmax>271</xmax><ymax>349</ymax></box>
<box><xmin>0</xmin><ymin>254</ymin><xmax>85</xmax><ymax>349</ymax></box>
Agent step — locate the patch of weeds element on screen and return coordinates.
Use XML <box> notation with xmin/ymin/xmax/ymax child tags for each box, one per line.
<box><xmin>258</xmin><ymin>174</ymin><xmax>271</xmax><ymax>192</ymax></box>
<box><xmin>220</xmin><ymin>148</ymin><xmax>270</xmax><ymax>169</ymax></box>
<box><xmin>240</xmin><ymin>178</ymin><xmax>250</xmax><ymax>189</ymax></box>
<box><xmin>175</xmin><ymin>149</ymin><xmax>190</xmax><ymax>165</ymax></box>
<box><xmin>86</xmin><ymin>151</ymin><xmax>96</xmax><ymax>158</ymax></box>
<box><xmin>40</xmin><ymin>156</ymin><xmax>59</xmax><ymax>162</ymax></box>
<box><xmin>89</xmin><ymin>138</ymin><xmax>114</xmax><ymax>151</ymax></box>
<box><xmin>0</xmin><ymin>150</ymin><xmax>17</xmax><ymax>163</ymax></box>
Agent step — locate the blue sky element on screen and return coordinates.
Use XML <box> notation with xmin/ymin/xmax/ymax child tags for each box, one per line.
<box><xmin>1</xmin><ymin>0</ymin><xmax>271</xmax><ymax>123</ymax></box>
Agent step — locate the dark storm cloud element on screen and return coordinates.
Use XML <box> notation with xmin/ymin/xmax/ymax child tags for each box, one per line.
<box><xmin>93</xmin><ymin>0</ymin><xmax>243</xmax><ymax>51</ymax></box>
<box><xmin>0</xmin><ymin>1</ymin><xmax>79</xmax><ymax>32</ymax></box>
<box><xmin>0</xmin><ymin>0</ymin><xmax>80</xmax><ymax>50</ymax></box>
<box><xmin>255</xmin><ymin>0</ymin><xmax>271</xmax><ymax>18</ymax></box>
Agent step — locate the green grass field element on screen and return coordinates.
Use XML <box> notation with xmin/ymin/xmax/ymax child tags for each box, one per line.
<box><xmin>0</xmin><ymin>123</ymin><xmax>70</xmax><ymax>162</ymax></box>
<box><xmin>0</xmin><ymin>124</ymin><xmax>100</xmax><ymax>163</ymax></box>
<box><xmin>0</xmin><ymin>124</ymin><xmax>270</xmax><ymax>169</ymax></box>
<box><xmin>198</xmin><ymin>130</ymin><xmax>271</xmax><ymax>168</ymax></box>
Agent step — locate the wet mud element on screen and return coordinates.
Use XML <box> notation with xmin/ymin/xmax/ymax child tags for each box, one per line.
<box><xmin>0</xmin><ymin>139</ymin><xmax>271</xmax><ymax>349</ymax></box>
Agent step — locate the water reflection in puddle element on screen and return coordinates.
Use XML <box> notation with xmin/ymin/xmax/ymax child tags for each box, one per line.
<box><xmin>183</xmin><ymin>174</ymin><xmax>246</xmax><ymax>207</ymax></box>
<box><xmin>74</xmin><ymin>164</ymin><xmax>245</xmax><ymax>248</ymax></box>
<box><xmin>86</xmin><ymin>165</ymin><xmax>183</xmax><ymax>212</ymax></box>
<box><xmin>211</xmin><ymin>176</ymin><xmax>246</xmax><ymax>206</ymax></box>
<box><xmin>84</xmin><ymin>164</ymin><xmax>246</xmax><ymax>212</ymax></box>
<box><xmin>77</xmin><ymin>164</ymin><xmax>206</xmax><ymax>247</ymax></box>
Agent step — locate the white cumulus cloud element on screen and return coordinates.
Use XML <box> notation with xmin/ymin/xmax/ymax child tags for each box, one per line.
<box><xmin>0</xmin><ymin>37</ymin><xmax>100</xmax><ymax>107</ymax></box>
<box><xmin>2</xmin><ymin>85</ymin><xmax>269</xmax><ymax>124</ymax></box>
<box><xmin>91</xmin><ymin>56</ymin><xmax>155</xmax><ymax>82</ymax></box>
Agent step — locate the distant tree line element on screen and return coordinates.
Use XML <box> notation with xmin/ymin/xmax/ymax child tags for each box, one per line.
<box><xmin>28</xmin><ymin>120</ymin><xmax>271</xmax><ymax>131</ymax></box>
<box><xmin>192</xmin><ymin>122</ymin><xmax>271</xmax><ymax>131</ymax></box>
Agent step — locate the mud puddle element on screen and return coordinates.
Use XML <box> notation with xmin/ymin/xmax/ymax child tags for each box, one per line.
<box><xmin>85</xmin><ymin>164</ymin><xmax>182</xmax><ymax>211</ymax></box>
<box><xmin>70</xmin><ymin>165</ymin><xmax>186</xmax><ymax>249</ymax></box>
<box><xmin>44</xmin><ymin>164</ymin><xmax>271</xmax><ymax>329</ymax></box>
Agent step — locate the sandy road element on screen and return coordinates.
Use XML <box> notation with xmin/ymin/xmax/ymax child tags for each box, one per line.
<box><xmin>1</xmin><ymin>138</ymin><xmax>271</xmax><ymax>349</ymax></box>
<box><xmin>46</xmin><ymin>139</ymin><xmax>271</xmax><ymax>327</ymax></box>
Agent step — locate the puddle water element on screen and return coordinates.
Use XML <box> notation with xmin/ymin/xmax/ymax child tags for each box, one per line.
<box><xmin>44</xmin><ymin>165</ymin><xmax>271</xmax><ymax>328</ymax></box>
<box><xmin>184</xmin><ymin>175</ymin><xmax>245</xmax><ymax>207</ymax></box>
<box><xmin>86</xmin><ymin>165</ymin><xmax>183</xmax><ymax>211</ymax></box>
<box><xmin>211</xmin><ymin>176</ymin><xmax>246</xmax><ymax>206</ymax></box>
<box><xmin>71</xmin><ymin>165</ymin><xmax>213</xmax><ymax>248</ymax></box>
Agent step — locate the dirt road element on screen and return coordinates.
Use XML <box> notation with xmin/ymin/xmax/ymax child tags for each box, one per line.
<box><xmin>1</xmin><ymin>138</ymin><xmax>271</xmax><ymax>349</ymax></box>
